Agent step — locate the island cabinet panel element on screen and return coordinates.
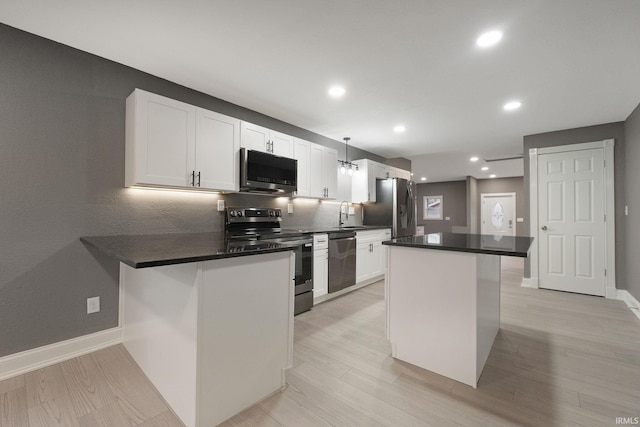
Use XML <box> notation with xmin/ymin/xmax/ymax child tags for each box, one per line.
<box><xmin>120</xmin><ymin>251</ymin><xmax>294</xmax><ymax>427</ymax></box>
<box><xmin>386</xmin><ymin>246</ymin><xmax>500</xmax><ymax>388</ymax></box>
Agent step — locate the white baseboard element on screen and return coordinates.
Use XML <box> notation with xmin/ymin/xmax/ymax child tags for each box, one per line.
<box><xmin>617</xmin><ymin>290</ymin><xmax>640</xmax><ymax>321</ymax></box>
<box><xmin>0</xmin><ymin>327</ymin><xmax>122</xmax><ymax>381</ymax></box>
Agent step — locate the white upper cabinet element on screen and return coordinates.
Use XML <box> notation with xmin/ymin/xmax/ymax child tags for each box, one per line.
<box><xmin>308</xmin><ymin>143</ymin><xmax>338</xmax><ymax>199</ymax></box>
<box><xmin>322</xmin><ymin>146</ymin><xmax>338</xmax><ymax>199</ymax></box>
<box><xmin>351</xmin><ymin>158</ymin><xmax>411</xmax><ymax>203</ymax></box>
<box><xmin>126</xmin><ymin>89</ymin><xmax>196</xmax><ymax>188</ymax></box>
<box><xmin>293</xmin><ymin>138</ymin><xmax>310</xmax><ymax>197</ymax></box>
<box><xmin>195</xmin><ymin>108</ymin><xmax>240</xmax><ymax>191</ymax></box>
<box><xmin>240</xmin><ymin>121</ymin><xmax>294</xmax><ymax>158</ymax></box>
<box><xmin>125</xmin><ymin>89</ymin><xmax>239</xmax><ymax>191</ymax></box>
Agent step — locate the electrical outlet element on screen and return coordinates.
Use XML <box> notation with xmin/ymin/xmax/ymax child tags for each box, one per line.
<box><xmin>87</xmin><ymin>296</ymin><xmax>100</xmax><ymax>314</ymax></box>
<box><xmin>288</xmin><ymin>203</ymin><xmax>293</xmax><ymax>214</ymax></box>
<box><xmin>217</xmin><ymin>200</ymin><xmax>225</xmax><ymax>211</ymax></box>
<box><xmin>517</xmin><ymin>217</ymin><xmax>524</xmax><ymax>222</ymax></box>
<box><xmin>445</xmin><ymin>216</ymin><xmax>450</xmax><ymax>221</ymax></box>
<box><xmin>348</xmin><ymin>207</ymin><xmax>355</xmax><ymax>215</ymax></box>
<box><xmin>625</xmin><ymin>205</ymin><xmax>629</xmax><ymax>216</ymax></box>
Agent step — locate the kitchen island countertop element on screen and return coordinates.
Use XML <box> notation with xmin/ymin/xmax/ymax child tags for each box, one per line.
<box><xmin>383</xmin><ymin>232</ymin><xmax>533</xmax><ymax>257</ymax></box>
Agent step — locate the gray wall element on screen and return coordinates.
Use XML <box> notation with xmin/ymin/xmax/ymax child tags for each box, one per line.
<box><xmin>416</xmin><ymin>181</ymin><xmax>467</xmax><ymax>234</ymax></box>
<box><xmin>476</xmin><ymin>177</ymin><xmax>526</xmax><ymax>236</ymax></box>
<box><xmin>0</xmin><ymin>23</ymin><xmax>379</xmax><ymax>357</ymax></box>
<box><xmin>522</xmin><ymin>122</ymin><xmax>626</xmax><ymax>287</ymax></box>
<box><xmin>624</xmin><ymin>104</ymin><xmax>640</xmax><ymax>300</ymax></box>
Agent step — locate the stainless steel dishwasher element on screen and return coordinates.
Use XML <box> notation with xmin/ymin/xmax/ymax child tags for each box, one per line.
<box><xmin>328</xmin><ymin>230</ymin><xmax>357</xmax><ymax>293</ymax></box>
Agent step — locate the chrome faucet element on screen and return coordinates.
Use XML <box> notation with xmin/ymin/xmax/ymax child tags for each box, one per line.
<box><xmin>339</xmin><ymin>201</ymin><xmax>349</xmax><ymax>226</ymax></box>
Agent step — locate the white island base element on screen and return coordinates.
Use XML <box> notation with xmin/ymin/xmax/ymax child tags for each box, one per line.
<box><xmin>386</xmin><ymin>246</ymin><xmax>500</xmax><ymax>388</ymax></box>
<box><xmin>120</xmin><ymin>251</ymin><xmax>294</xmax><ymax>427</ymax></box>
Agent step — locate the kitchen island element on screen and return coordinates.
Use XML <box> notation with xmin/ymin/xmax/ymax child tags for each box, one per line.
<box><xmin>81</xmin><ymin>233</ymin><xmax>295</xmax><ymax>427</ymax></box>
<box><xmin>383</xmin><ymin>233</ymin><xmax>533</xmax><ymax>388</ymax></box>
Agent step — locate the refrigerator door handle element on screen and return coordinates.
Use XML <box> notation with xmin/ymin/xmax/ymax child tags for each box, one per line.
<box><xmin>406</xmin><ymin>184</ymin><xmax>414</xmax><ymax>228</ymax></box>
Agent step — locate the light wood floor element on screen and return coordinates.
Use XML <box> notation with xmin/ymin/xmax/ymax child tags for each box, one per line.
<box><xmin>2</xmin><ymin>257</ymin><xmax>639</xmax><ymax>426</ymax></box>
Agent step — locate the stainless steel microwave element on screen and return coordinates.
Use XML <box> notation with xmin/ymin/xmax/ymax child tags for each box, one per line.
<box><xmin>239</xmin><ymin>148</ymin><xmax>297</xmax><ymax>193</ymax></box>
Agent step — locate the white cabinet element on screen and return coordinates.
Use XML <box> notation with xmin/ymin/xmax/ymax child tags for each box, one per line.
<box><xmin>351</xmin><ymin>158</ymin><xmax>411</xmax><ymax>203</ymax></box>
<box><xmin>355</xmin><ymin>229</ymin><xmax>390</xmax><ymax>284</ymax></box>
<box><xmin>293</xmin><ymin>138</ymin><xmax>310</xmax><ymax>197</ymax></box>
<box><xmin>240</xmin><ymin>121</ymin><xmax>294</xmax><ymax>158</ymax></box>
<box><xmin>309</xmin><ymin>143</ymin><xmax>338</xmax><ymax>199</ymax></box>
<box><xmin>313</xmin><ymin>234</ymin><xmax>329</xmax><ymax>299</ymax></box>
<box><xmin>125</xmin><ymin>89</ymin><xmax>239</xmax><ymax>191</ymax></box>
<box><xmin>195</xmin><ymin>108</ymin><xmax>240</xmax><ymax>191</ymax></box>
<box><xmin>120</xmin><ymin>251</ymin><xmax>294</xmax><ymax>427</ymax></box>
<box><xmin>126</xmin><ymin>89</ymin><xmax>196</xmax><ymax>188</ymax></box>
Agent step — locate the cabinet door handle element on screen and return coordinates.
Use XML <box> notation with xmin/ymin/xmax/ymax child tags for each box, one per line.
<box><xmin>197</xmin><ymin>171</ymin><xmax>201</xmax><ymax>187</ymax></box>
<box><xmin>191</xmin><ymin>170</ymin><xmax>195</xmax><ymax>186</ymax></box>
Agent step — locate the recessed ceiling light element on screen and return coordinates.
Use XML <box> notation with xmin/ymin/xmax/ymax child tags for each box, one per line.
<box><xmin>481</xmin><ymin>166</ymin><xmax>489</xmax><ymax>171</ymax></box>
<box><xmin>489</xmin><ymin>174</ymin><xmax>496</xmax><ymax>178</ymax></box>
<box><xmin>420</xmin><ymin>177</ymin><xmax>427</xmax><ymax>181</ymax></box>
<box><xmin>328</xmin><ymin>86</ymin><xmax>346</xmax><ymax>98</ymax></box>
<box><xmin>394</xmin><ymin>125</ymin><xmax>406</xmax><ymax>133</ymax></box>
<box><xmin>476</xmin><ymin>30</ymin><xmax>503</xmax><ymax>48</ymax></box>
<box><xmin>503</xmin><ymin>100</ymin><xmax>522</xmax><ymax>111</ymax></box>
<box><xmin>470</xmin><ymin>156</ymin><xmax>479</xmax><ymax>162</ymax></box>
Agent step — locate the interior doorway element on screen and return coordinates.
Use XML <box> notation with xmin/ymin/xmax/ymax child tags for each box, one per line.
<box><xmin>528</xmin><ymin>139</ymin><xmax>616</xmax><ymax>298</ymax></box>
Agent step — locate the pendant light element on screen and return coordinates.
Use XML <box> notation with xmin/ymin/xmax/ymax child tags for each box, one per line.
<box><xmin>338</xmin><ymin>137</ymin><xmax>359</xmax><ymax>175</ymax></box>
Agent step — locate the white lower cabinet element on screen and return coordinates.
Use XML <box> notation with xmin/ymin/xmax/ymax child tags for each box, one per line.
<box><xmin>313</xmin><ymin>234</ymin><xmax>328</xmax><ymax>299</ymax></box>
<box><xmin>120</xmin><ymin>252</ymin><xmax>294</xmax><ymax>427</ymax></box>
<box><xmin>355</xmin><ymin>229</ymin><xmax>390</xmax><ymax>284</ymax></box>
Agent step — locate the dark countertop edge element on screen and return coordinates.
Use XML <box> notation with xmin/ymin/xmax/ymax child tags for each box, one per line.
<box><xmin>80</xmin><ymin>236</ymin><xmax>294</xmax><ymax>269</ymax></box>
<box><xmin>284</xmin><ymin>225</ymin><xmax>391</xmax><ymax>234</ymax></box>
<box><xmin>382</xmin><ymin>240</ymin><xmax>530</xmax><ymax>258</ymax></box>
<box><xmin>126</xmin><ymin>246</ymin><xmax>295</xmax><ymax>268</ymax></box>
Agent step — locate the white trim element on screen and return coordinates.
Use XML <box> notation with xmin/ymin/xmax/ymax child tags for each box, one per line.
<box><xmin>528</xmin><ymin>139</ymin><xmax>616</xmax><ymax>297</ymax></box>
<box><xmin>528</xmin><ymin>148</ymin><xmax>539</xmax><ymax>289</ymax></box>
<box><xmin>0</xmin><ymin>327</ymin><xmax>122</xmax><ymax>381</ymax></box>
<box><xmin>617</xmin><ymin>290</ymin><xmax>640</xmax><ymax>321</ymax></box>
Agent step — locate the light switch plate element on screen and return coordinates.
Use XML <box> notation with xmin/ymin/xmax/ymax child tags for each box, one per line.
<box><xmin>87</xmin><ymin>297</ymin><xmax>100</xmax><ymax>314</ymax></box>
<box><xmin>445</xmin><ymin>216</ymin><xmax>450</xmax><ymax>221</ymax></box>
<box><xmin>517</xmin><ymin>217</ymin><xmax>524</xmax><ymax>222</ymax></box>
<box><xmin>348</xmin><ymin>207</ymin><xmax>355</xmax><ymax>215</ymax></box>
<box><xmin>217</xmin><ymin>200</ymin><xmax>225</xmax><ymax>211</ymax></box>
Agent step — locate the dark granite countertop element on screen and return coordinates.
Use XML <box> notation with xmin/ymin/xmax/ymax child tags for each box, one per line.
<box><xmin>279</xmin><ymin>225</ymin><xmax>390</xmax><ymax>234</ymax></box>
<box><xmin>81</xmin><ymin>232</ymin><xmax>296</xmax><ymax>269</ymax></box>
<box><xmin>382</xmin><ymin>232</ymin><xmax>534</xmax><ymax>258</ymax></box>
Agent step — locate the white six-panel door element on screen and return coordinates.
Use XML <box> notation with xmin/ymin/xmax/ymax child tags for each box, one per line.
<box><xmin>537</xmin><ymin>148</ymin><xmax>606</xmax><ymax>296</ymax></box>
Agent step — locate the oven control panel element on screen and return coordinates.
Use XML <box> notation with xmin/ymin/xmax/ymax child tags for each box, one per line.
<box><xmin>226</xmin><ymin>207</ymin><xmax>283</xmax><ymax>223</ymax></box>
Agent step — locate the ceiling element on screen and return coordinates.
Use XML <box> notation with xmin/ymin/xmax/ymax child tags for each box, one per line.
<box><xmin>1</xmin><ymin>0</ymin><xmax>639</xmax><ymax>182</ymax></box>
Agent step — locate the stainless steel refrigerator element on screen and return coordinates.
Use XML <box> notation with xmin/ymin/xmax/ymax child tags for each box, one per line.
<box><xmin>362</xmin><ymin>177</ymin><xmax>417</xmax><ymax>237</ymax></box>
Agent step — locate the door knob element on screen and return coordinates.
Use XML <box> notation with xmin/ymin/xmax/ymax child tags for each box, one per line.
<box><xmin>541</xmin><ymin>226</ymin><xmax>548</xmax><ymax>231</ymax></box>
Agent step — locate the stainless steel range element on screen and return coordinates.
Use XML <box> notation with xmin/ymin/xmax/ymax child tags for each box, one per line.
<box><xmin>225</xmin><ymin>207</ymin><xmax>314</xmax><ymax>315</ymax></box>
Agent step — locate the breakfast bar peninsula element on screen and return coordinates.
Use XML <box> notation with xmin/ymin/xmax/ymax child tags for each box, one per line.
<box><xmin>383</xmin><ymin>232</ymin><xmax>533</xmax><ymax>388</ymax></box>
